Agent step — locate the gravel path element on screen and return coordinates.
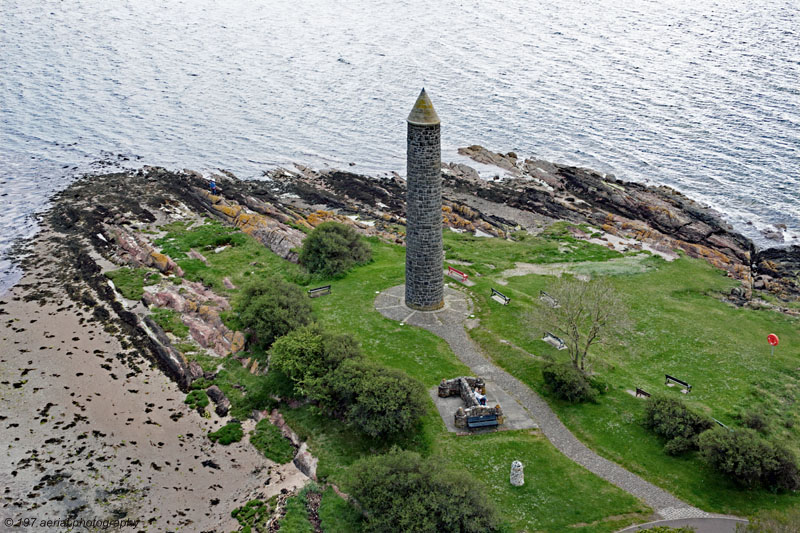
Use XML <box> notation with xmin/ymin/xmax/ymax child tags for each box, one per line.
<box><xmin>375</xmin><ymin>284</ymin><xmax>718</xmax><ymax>521</ymax></box>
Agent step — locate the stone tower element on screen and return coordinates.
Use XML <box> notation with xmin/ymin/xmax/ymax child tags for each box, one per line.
<box><xmin>405</xmin><ymin>88</ymin><xmax>444</xmax><ymax>311</ymax></box>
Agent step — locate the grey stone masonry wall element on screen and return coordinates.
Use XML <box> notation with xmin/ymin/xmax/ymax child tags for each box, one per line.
<box><xmin>405</xmin><ymin>122</ymin><xmax>444</xmax><ymax>310</ymax></box>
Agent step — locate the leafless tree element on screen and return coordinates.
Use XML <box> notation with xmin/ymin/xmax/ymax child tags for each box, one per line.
<box><xmin>529</xmin><ymin>277</ymin><xmax>632</xmax><ymax>371</ymax></box>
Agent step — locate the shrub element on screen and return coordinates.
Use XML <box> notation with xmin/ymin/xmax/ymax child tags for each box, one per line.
<box><xmin>761</xmin><ymin>443</ymin><xmax>800</xmax><ymax>492</ymax></box>
<box><xmin>331</xmin><ymin>359</ymin><xmax>428</xmax><ymax>439</ymax></box>
<box><xmin>185</xmin><ymin>390</ymin><xmax>209</xmax><ymax>412</ymax></box>
<box><xmin>299</xmin><ymin>222</ymin><xmax>371</xmax><ymax>277</ymax></box>
<box><xmin>269</xmin><ymin>324</ymin><xmax>362</xmax><ymax>407</ymax></box>
<box><xmin>271</xmin><ymin>325</ymin><xmax>425</xmax><ymax>439</ymax></box>
<box><xmin>541</xmin><ymin>362</ymin><xmax>597</xmax><ymax>403</ymax></box>
<box><xmin>642</xmin><ymin>395</ymin><xmax>714</xmax><ymax>455</ymax></box>
<box><xmin>587</xmin><ymin>373</ymin><xmax>610</xmax><ymax>394</ymax></box>
<box><xmin>208</xmin><ymin>422</ymin><xmax>244</xmax><ymax>445</ymax></box>
<box><xmin>739</xmin><ymin>508</ymin><xmax>800</xmax><ymax>532</ymax></box>
<box><xmin>347</xmin><ymin>448</ymin><xmax>500</xmax><ymax>533</ymax></box>
<box><xmin>740</xmin><ymin>409</ymin><xmax>770</xmax><ymax>434</ymax></box>
<box><xmin>231</xmin><ymin>499</ymin><xmax>269</xmax><ymax>533</ymax></box>
<box><xmin>250</xmin><ymin>419</ymin><xmax>295</xmax><ymax>464</ymax></box>
<box><xmin>237</xmin><ymin>277</ymin><xmax>313</xmax><ymax>349</ymax></box>
<box><xmin>698</xmin><ymin>428</ymin><xmax>800</xmax><ymax>491</ymax></box>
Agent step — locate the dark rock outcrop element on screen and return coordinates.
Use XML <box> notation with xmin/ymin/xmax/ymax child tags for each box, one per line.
<box><xmin>753</xmin><ymin>246</ymin><xmax>800</xmax><ymax>299</ymax></box>
<box><xmin>143</xmin><ymin>317</ymin><xmax>189</xmax><ymax>388</ymax></box>
<box><xmin>205</xmin><ymin>385</ymin><xmax>231</xmax><ymax>417</ymax></box>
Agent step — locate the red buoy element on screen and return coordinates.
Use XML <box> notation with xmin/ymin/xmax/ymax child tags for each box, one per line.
<box><xmin>768</xmin><ymin>334</ymin><xmax>779</xmax><ymax>347</ymax></box>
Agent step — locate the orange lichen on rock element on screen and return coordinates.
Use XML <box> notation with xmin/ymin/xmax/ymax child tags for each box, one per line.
<box><xmin>196</xmin><ymin>188</ymin><xmax>305</xmax><ymax>262</ymax></box>
<box><xmin>230</xmin><ymin>331</ymin><xmax>246</xmax><ymax>354</ymax></box>
<box><xmin>109</xmin><ymin>225</ymin><xmax>183</xmax><ymax>276</ymax></box>
<box><xmin>306</xmin><ymin>210</ymin><xmax>336</xmax><ymax>227</ymax></box>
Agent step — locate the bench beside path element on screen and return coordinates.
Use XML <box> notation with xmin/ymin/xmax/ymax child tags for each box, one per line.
<box><xmin>374</xmin><ymin>284</ymin><xmax>725</xmax><ymax>522</ymax></box>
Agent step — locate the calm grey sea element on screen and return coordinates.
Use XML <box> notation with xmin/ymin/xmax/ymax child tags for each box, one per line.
<box><xmin>1</xmin><ymin>0</ymin><xmax>798</xmax><ymax>290</ymax></box>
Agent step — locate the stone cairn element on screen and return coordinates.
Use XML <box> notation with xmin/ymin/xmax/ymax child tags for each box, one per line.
<box><xmin>438</xmin><ymin>377</ymin><xmax>504</xmax><ymax>429</ymax></box>
<box><xmin>510</xmin><ymin>460</ymin><xmax>524</xmax><ymax>486</ymax></box>
<box><xmin>405</xmin><ymin>88</ymin><xmax>444</xmax><ymax>311</ymax></box>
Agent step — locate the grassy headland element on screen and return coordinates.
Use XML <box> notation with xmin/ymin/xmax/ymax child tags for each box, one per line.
<box><xmin>146</xmin><ymin>218</ymin><xmax>651</xmax><ymax>532</ymax></box>
<box><xmin>121</xmin><ymin>213</ymin><xmax>798</xmax><ymax>529</ymax></box>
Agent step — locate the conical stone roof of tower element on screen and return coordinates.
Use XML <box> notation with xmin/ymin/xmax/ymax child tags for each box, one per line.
<box><xmin>407</xmin><ymin>88</ymin><xmax>440</xmax><ymax>126</ymax></box>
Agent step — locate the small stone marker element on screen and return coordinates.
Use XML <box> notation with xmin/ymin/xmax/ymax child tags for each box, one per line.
<box><xmin>510</xmin><ymin>460</ymin><xmax>524</xmax><ymax>486</ymax></box>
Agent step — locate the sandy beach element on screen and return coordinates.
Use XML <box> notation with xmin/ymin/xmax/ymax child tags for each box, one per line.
<box><xmin>0</xmin><ymin>230</ymin><xmax>307</xmax><ymax>531</ymax></box>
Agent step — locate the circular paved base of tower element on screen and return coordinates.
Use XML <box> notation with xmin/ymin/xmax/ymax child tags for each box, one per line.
<box><xmin>374</xmin><ymin>284</ymin><xmax>471</xmax><ymax>326</ymax></box>
<box><xmin>404</xmin><ymin>299</ymin><xmax>444</xmax><ymax>311</ymax></box>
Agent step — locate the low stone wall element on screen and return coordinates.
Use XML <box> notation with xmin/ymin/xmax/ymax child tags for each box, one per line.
<box><xmin>439</xmin><ymin>377</ymin><xmax>503</xmax><ymax>429</ymax></box>
<box><xmin>438</xmin><ymin>376</ymin><xmax>484</xmax><ymax>398</ymax></box>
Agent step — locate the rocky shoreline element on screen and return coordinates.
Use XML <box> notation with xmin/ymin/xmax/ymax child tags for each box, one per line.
<box><xmin>1</xmin><ymin>148</ymin><xmax>798</xmax><ymax>529</ymax></box>
<box><xmin>268</xmin><ymin>146</ymin><xmax>798</xmax><ymax>302</ymax></box>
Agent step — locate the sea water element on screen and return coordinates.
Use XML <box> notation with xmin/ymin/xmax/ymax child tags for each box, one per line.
<box><xmin>1</xmin><ymin>0</ymin><xmax>798</xmax><ymax>292</ymax></box>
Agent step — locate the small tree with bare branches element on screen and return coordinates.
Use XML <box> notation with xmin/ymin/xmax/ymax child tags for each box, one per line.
<box><xmin>529</xmin><ymin>277</ymin><xmax>631</xmax><ymax>372</ymax></box>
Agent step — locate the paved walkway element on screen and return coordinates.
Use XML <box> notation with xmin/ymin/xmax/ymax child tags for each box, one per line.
<box><xmin>375</xmin><ymin>284</ymin><xmax>715</xmax><ymax>521</ymax></box>
<box><xmin>619</xmin><ymin>517</ymin><xmax>748</xmax><ymax>533</ymax></box>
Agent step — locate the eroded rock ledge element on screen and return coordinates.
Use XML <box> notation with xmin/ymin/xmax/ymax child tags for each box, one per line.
<box><xmin>13</xmin><ymin>150</ymin><xmax>798</xmax><ymax>390</ymax></box>
<box><xmin>267</xmin><ymin>149</ymin><xmax>797</xmax><ymax>302</ymax></box>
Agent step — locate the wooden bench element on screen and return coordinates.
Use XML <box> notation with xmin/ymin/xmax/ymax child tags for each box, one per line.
<box><xmin>539</xmin><ymin>290</ymin><xmax>560</xmax><ymax>308</ymax></box>
<box><xmin>447</xmin><ymin>266</ymin><xmax>469</xmax><ymax>282</ymax></box>
<box><xmin>307</xmin><ymin>285</ymin><xmax>331</xmax><ymax>298</ymax></box>
<box><xmin>467</xmin><ymin>414</ymin><xmax>498</xmax><ymax>430</ymax></box>
<box><xmin>542</xmin><ymin>332</ymin><xmax>566</xmax><ymax>350</ymax></box>
<box><xmin>635</xmin><ymin>387</ymin><xmax>651</xmax><ymax>398</ymax></box>
<box><xmin>665</xmin><ymin>374</ymin><xmax>691</xmax><ymax>393</ymax></box>
<box><xmin>713</xmin><ymin>418</ymin><xmax>732</xmax><ymax>431</ymax></box>
<box><xmin>491</xmin><ymin>288</ymin><xmax>510</xmax><ymax>305</ymax></box>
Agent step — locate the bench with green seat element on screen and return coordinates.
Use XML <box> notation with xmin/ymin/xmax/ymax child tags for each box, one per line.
<box><xmin>467</xmin><ymin>414</ymin><xmax>499</xmax><ymax>430</ymax></box>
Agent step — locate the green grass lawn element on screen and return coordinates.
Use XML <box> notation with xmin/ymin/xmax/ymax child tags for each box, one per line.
<box><xmin>105</xmin><ymin>266</ymin><xmax>160</xmax><ymax>300</ymax></box>
<box><xmin>152</xmin><ymin>220</ymin><xmax>652</xmax><ymax>531</ymax></box>
<box><xmin>439</xmin><ymin>430</ymin><xmax>649</xmax><ymax>533</ymax></box>
<box><xmin>154</xmin><ymin>219</ymin><xmax>305</xmax><ymax>294</ymax></box>
<box><xmin>277</xmin><ymin>487</ymin><xmax>315</xmax><ymax>533</ymax></box>
<box><xmin>453</xmin><ymin>231</ymin><xmax>800</xmax><ymax>516</ymax></box>
<box><xmin>443</xmin><ymin>222</ymin><xmax>623</xmax><ymax>275</ymax></box>
<box><xmin>149</xmin><ymin>218</ymin><xmax>800</xmax><ymax>527</ymax></box>
<box><xmin>318</xmin><ymin>487</ymin><xmax>362</xmax><ymax>533</ymax></box>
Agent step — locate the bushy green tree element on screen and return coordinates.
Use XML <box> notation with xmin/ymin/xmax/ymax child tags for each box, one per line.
<box><xmin>237</xmin><ymin>276</ymin><xmax>313</xmax><ymax>348</ymax></box>
<box><xmin>643</xmin><ymin>395</ymin><xmax>714</xmax><ymax>455</ymax></box>
<box><xmin>348</xmin><ymin>448</ymin><xmax>500</xmax><ymax>533</ymax></box>
<box><xmin>269</xmin><ymin>323</ymin><xmax>361</xmax><ymax>407</ymax></box>
<box><xmin>541</xmin><ymin>361</ymin><xmax>597</xmax><ymax>403</ymax></box>
<box><xmin>299</xmin><ymin>222</ymin><xmax>372</xmax><ymax>277</ymax></box>
<box><xmin>698</xmin><ymin>428</ymin><xmax>800</xmax><ymax>491</ymax></box>
<box><xmin>331</xmin><ymin>359</ymin><xmax>427</xmax><ymax>438</ymax></box>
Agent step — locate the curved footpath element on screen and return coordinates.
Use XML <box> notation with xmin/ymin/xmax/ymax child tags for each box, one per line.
<box><xmin>375</xmin><ymin>284</ymin><xmax>743</xmax><ymax>528</ymax></box>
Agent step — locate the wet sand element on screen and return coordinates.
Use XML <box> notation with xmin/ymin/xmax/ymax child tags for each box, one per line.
<box><xmin>0</xmin><ymin>264</ymin><xmax>306</xmax><ymax>530</ymax></box>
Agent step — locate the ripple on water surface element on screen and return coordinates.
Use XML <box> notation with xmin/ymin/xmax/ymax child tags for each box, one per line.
<box><xmin>0</xmin><ymin>0</ymin><xmax>798</xmax><ymax>290</ymax></box>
